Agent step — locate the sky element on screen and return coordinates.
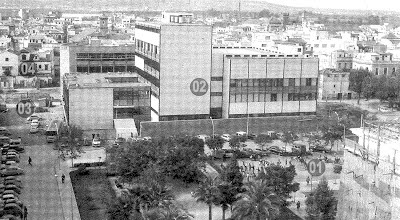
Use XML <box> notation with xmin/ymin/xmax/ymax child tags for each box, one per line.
<box><xmin>263</xmin><ymin>0</ymin><xmax>400</xmax><ymax>11</ymax></box>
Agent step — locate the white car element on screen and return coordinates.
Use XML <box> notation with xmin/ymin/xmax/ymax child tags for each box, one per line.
<box><xmin>236</xmin><ymin>131</ymin><xmax>247</xmax><ymax>137</ymax></box>
<box><xmin>30</xmin><ymin>119</ymin><xmax>39</xmax><ymax>128</ymax></box>
<box><xmin>29</xmin><ymin>126</ymin><xmax>39</xmax><ymax>134</ymax></box>
<box><xmin>92</xmin><ymin>138</ymin><xmax>101</xmax><ymax>147</ymax></box>
<box><xmin>221</xmin><ymin>134</ymin><xmax>231</xmax><ymax>142</ymax></box>
<box><xmin>379</xmin><ymin>106</ymin><xmax>391</xmax><ymax>112</ymax></box>
<box><xmin>27</xmin><ymin>115</ymin><xmax>41</xmax><ymax>122</ymax></box>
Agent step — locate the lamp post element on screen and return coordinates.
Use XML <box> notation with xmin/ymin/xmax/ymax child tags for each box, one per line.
<box><xmin>209</xmin><ymin>116</ymin><xmax>215</xmax><ymax>137</ymax></box>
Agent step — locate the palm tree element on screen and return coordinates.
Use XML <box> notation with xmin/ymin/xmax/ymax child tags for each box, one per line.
<box><xmin>192</xmin><ymin>176</ymin><xmax>221</xmax><ymax>220</ymax></box>
<box><xmin>232</xmin><ymin>180</ymin><xmax>281</xmax><ymax>220</ymax></box>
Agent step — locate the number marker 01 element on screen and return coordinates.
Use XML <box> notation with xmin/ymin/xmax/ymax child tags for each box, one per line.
<box><xmin>307</xmin><ymin>159</ymin><xmax>325</xmax><ymax>177</ymax></box>
<box><xmin>16</xmin><ymin>100</ymin><xmax>35</xmax><ymax>118</ymax></box>
<box><xmin>190</xmin><ymin>78</ymin><xmax>208</xmax><ymax>96</ymax></box>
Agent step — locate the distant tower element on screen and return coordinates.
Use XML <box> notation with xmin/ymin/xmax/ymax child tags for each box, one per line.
<box><xmin>99</xmin><ymin>16</ymin><xmax>108</xmax><ymax>34</ymax></box>
<box><xmin>301</xmin><ymin>11</ymin><xmax>307</xmax><ymax>26</ymax></box>
<box><xmin>282</xmin><ymin>12</ymin><xmax>289</xmax><ymax>30</ymax></box>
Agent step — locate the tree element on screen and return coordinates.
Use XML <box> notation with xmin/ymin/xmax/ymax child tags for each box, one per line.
<box><xmin>361</xmin><ymin>74</ymin><xmax>374</xmax><ymax>100</ymax></box>
<box><xmin>206</xmin><ymin>136</ymin><xmax>225</xmax><ymax>156</ymax></box>
<box><xmin>192</xmin><ymin>176</ymin><xmax>222</xmax><ymax>220</ymax></box>
<box><xmin>349</xmin><ymin>69</ymin><xmax>370</xmax><ymax>104</ymax></box>
<box><xmin>258</xmin><ymin>9</ymin><xmax>271</xmax><ymax>18</ymax></box>
<box><xmin>321</xmin><ymin>124</ymin><xmax>343</xmax><ymax>151</ymax></box>
<box><xmin>232</xmin><ymin>180</ymin><xmax>280</xmax><ymax>220</ymax></box>
<box><xmin>281</xmin><ymin>131</ymin><xmax>297</xmax><ymax>152</ymax></box>
<box><xmin>305</xmin><ymin>177</ymin><xmax>337</xmax><ymax>220</ymax></box>
<box><xmin>256</xmin><ymin>164</ymin><xmax>300</xmax><ymax>206</ymax></box>
<box><xmin>217</xmin><ymin>157</ymin><xmax>244</xmax><ymax>219</ymax></box>
<box><xmin>229</xmin><ymin>136</ymin><xmax>242</xmax><ymax>150</ymax></box>
<box><xmin>255</xmin><ymin>134</ymin><xmax>272</xmax><ymax>151</ymax></box>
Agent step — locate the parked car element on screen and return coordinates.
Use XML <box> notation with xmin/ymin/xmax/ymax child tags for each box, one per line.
<box><xmin>5</xmin><ymin>184</ymin><xmax>22</xmax><ymax>194</ymax></box>
<box><xmin>236</xmin><ymin>131</ymin><xmax>247</xmax><ymax>137</ymax></box>
<box><xmin>0</xmin><ymin>167</ymin><xmax>24</xmax><ymax>177</ymax></box>
<box><xmin>254</xmin><ymin>148</ymin><xmax>270</xmax><ymax>157</ymax></box>
<box><xmin>248</xmin><ymin>133</ymin><xmax>258</xmax><ymax>140</ymax></box>
<box><xmin>310</xmin><ymin>145</ymin><xmax>330</xmax><ymax>153</ymax></box>
<box><xmin>26</xmin><ymin>114</ymin><xmax>41</xmax><ymax>122</ymax></box>
<box><xmin>268</xmin><ymin>146</ymin><xmax>285</xmax><ymax>155</ymax></box>
<box><xmin>3</xmin><ymin>203</ymin><xmax>23</xmax><ymax>217</ymax></box>
<box><xmin>234</xmin><ymin>150</ymin><xmax>252</xmax><ymax>159</ymax></box>
<box><xmin>8</xmin><ymin>145</ymin><xmax>24</xmax><ymax>153</ymax></box>
<box><xmin>30</xmin><ymin>120</ymin><xmax>39</xmax><ymax>128</ymax></box>
<box><xmin>114</xmin><ymin>137</ymin><xmax>125</xmax><ymax>145</ymax></box>
<box><xmin>29</xmin><ymin>126</ymin><xmax>39</xmax><ymax>134</ymax></box>
<box><xmin>0</xmin><ymin>127</ymin><xmax>12</xmax><ymax>136</ymax></box>
<box><xmin>143</xmin><ymin>137</ymin><xmax>152</xmax><ymax>141</ymax></box>
<box><xmin>196</xmin><ymin>134</ymin><xmax>210</xmax><ymax>142</ymax></box>
<box><xmin>221</xmin><ymin>134</ymin><xmax>231</xmax><ymax>142</ymax></box>
<box><xmin>9</xmin><ymin>138</ymin><xmax>21</xmax><ymax>145</ymax></box>
<box><xmin>222</xmin><ymin>149</ymin><xmax>235</xmax><ymax>158</ymax></box>
<box><xmin>92</xmin><ymin>138</ymin><xmax>101</xmax><ymax>147</ymax></box>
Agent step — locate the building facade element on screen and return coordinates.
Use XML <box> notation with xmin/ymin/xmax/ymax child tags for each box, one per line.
<box><xmin>63</xmin><ymin>72</ymin><xmax>150</xmax><ymax>139</ymax></box>
<box><xmin>353</xmin><ymin>52</ymin><xmax>400</xmax><ymax>75</ymax></box>
<box><xmin>134</xmin><ymin>12</ymin><xmax>212</xmax><ymax>122</ymax></box>
<box><xmin>212</xmin><ymin>47</ymin><xmax>319</xmax><ymax>119</ymax></box>
<box><xmin>318</xmin><ymin>69</ymin><xmax>354</xmax><ymax>100</ymax></box>
<box><xmin>60</xmin><ymin>42</ymin><xmax>136</xmax><ymax>88</ymax></box>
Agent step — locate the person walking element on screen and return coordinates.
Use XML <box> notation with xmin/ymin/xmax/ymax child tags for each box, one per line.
<box><xmin>61</xmin><ymin>174</ymin><xmax>65</xmax><ymax>183</ymax></box>
<box><xmin>306</xmin><ymin>176</ymin><xmax>310</xmax><ymax>185</ymax></box>
<box><xmin>28</xmin><ymin>157</ymin><xmax>32</xmax><ymax>166</ymax></box>
<box><xmin>296</xmin><ymin>201</ymin><xmax>301</xmax><ymax>210</ymax></box>
<box><xmin>23</xmin><ymin>205</ymin><xmax>28</xmax><ymax>220</ymax></box>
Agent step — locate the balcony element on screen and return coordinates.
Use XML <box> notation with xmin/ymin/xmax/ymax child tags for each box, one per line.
<box><xmin>135</xmin><ymin>48</ymin><xmax>160</xmax><ymax>62</ymax></box>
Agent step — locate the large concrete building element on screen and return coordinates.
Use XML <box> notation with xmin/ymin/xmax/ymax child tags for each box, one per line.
<box><xmin>63</xmin><ymin>72</ymin><xmax>150</xmax><ymax>139</ymax></box>
<box><xmin>337</xmin><ymin>123</ymin><xmax>400</xmax><ymax>220</ymax></box>
<box><xmin>60</xmin><ymin>41</ymin><xmax>135</xmax><ymax>88</ymax></box>
<box><xmin>134</xmin><ymin>12</ymin><xmax>212</xmax><ymax>122</ymax></box>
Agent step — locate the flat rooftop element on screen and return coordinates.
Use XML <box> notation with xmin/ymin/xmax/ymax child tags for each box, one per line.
<box><xmin>64</xmin><ymin>72</ymin><xmax>150</xmax><ymax>89</ymax></box>
<box><xmin>212</xmin><ymin>47</ymin><xmax>271</xmax><ymax>56</ymax></box>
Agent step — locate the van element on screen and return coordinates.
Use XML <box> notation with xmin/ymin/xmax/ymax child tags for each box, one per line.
<box><xmin>236</xmin><ymin>131</ymin><xmax>247</xmax><ymax>136</ymax></box>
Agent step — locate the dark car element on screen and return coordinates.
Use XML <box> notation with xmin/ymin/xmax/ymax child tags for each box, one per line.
<box><xmin>247</xmin><ymin>133</ymin><xmax>258</xmax><ymax>140</ymax></box>
<box><xmin>234</xmin><ymin>150</ymin><xmax>252</xmax><ymax>159</ymax></box>
<box><xmin>268</xmin><ymin>146</ymin><xmax>285</xmax><ymax>155</ymax></box>
<box><xmin>310</xmin><ymin>145</ymin><xmax>330</xmax><ymax>153</ymax></box>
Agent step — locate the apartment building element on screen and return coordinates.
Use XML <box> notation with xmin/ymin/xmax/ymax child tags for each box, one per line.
<box><xmin>353</xmin><ymin>52</ymin><xmax>400</xmax><ymax>75</ymax></box>
<box><xmin>63</xmin><ymin>72</ymin><xmax>150</xmax><ymax>139</ymax></box>
<box><xmin>337</xmin><ymin>123</ymin><xmax>400</xmax><ymax>220</ymax></box>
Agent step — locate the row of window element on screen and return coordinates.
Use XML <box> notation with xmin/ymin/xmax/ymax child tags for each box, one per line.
<box><xmin>143</xmin><ymin>63</ymin><xmax>159</xmax><ymax>79</ymax></box>
<box><xmin>113</xmin><ymin>107</ymin><xmax>151</xmax><ymax>119</ymax></box>
<box><xmin>107</xmin><ymin>77</ymin><xmax>138</xmax><ymax>83</ymax></box>
<box><xmin>76</xmin><ymin>65</ymin><xmax>135</xmax><ymax>73</ymax></box>
<box><xmin>229</xmin><ymin>92</ymin><xmax>317</xmax><ymax>103</ymax></box>
<box><xmin>136</xmin><ymin>40</ymin><xmax>158</xmax><ymax>56</ymax></box>
<box><xmin>230</xmin><ymin>78</ymin><xmax>314</xmax><ymax>88</ymax></box>
<box><xmin>76</xmin><ymin>53</ymin><xmax>135</xmax><ymax>60</ymax></box>
<box><xmin>135</xmin><ymin>24</ymin><xmax>161</xmax><ymax>33</ymax></box>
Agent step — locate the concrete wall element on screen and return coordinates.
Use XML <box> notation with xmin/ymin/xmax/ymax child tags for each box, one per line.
<box><xmin>159</xmin><ymin>25</ymin><xmax>212</xmax><ymax>116</ymax></box>
<box><xmin>68</xmin><ymin>87</ymin><xmax>113</xmax><ymax>130</ymax></box>
<box><xmin>141</xmin><ymin>116</ymin><xmax>331</xmax><ymax>137</ymax></box>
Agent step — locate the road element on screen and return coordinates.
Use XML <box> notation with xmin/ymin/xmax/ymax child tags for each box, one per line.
<box><xmin>1</xmin><ymin>104</ymin><xmax>78</xmax><ymax>220</ymax></box>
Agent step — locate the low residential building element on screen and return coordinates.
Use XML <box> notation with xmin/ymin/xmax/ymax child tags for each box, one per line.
<box><xmin>353</xmin><ymin>52</ymin><xmax>400</xmax><ymax>75</ymax></box>
<box><xmin>0</xmin><ymin>50</ymin><xmax>18</xmax><ymax>77</ymax></box>
<box><xmin>318</xmin><ymin>69</ymin><xmax>354</xmax><ymax>100</ymax></box>
<box><xmin>63</xmin><ymin>72</ymin><xmax>150</xmax><ymax>140</ymax></box>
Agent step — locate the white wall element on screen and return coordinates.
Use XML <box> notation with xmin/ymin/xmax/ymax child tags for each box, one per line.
<box><xmin>159</xmin><ymin>25</ymin><xmax>212</xmax><ymax>116</ymax></box>
<box><xmin>135</xmin><ymin>28</ymin><xmax>160</xmax><ymax>46</ymax></box>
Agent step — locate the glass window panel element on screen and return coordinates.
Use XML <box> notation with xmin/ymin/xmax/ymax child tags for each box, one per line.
<box><xmin>230</xmin><ymin>94</ymin><xmax>236</xmax><ymax>103</ymax></box>
<box><xmin>235</xmin><ymin>93</ymin><xmax>241</xmax><ymax>102</ymax></box>
<box><xmin>242</xmin><ymin>93</ymin><xmax>247</xmax><ymax>102</ymax></box>
<box><xmin>248</xmin><ymin>93</ymin><xmax>254</xmax><ymax>102</ymax></box>
<box><xmin>259</xmin><ymin>93</ymin><xmax>265</xmax><ymax>102</ymax></box>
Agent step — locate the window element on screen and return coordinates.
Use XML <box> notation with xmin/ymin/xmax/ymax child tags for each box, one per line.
<box><xmin>344</xmin><ymin>63</ymin><xmax>347</xmax><ymax>69</ymax></box>
<box><xmin>288</xmin><ymin>93</ymin><xmax>295</xmax><ymax>101</ymax></box>
<box><xmin>322</xmin><ymin>44</ymin><xmax>327</xmax><ymax>48</ymax></box>
<box><xmin>5</xmin><ymin>58</ymin><xmax>8</xmax><ymax>61</ymax></box>
<box><xmin>297</xmin><ymin>48</ymin><xmax>302</xmax><ymax>52</ymax></box>
<box><xmin>338</xmin><ymin>63</ymin><xmax>342</xmax><ymax>68</ymax></box>
<box><xmin>270</xmin><ymin>94</ymin><xmax>277</xmax><ymax>102</ymax></box>
<box><xmin>22</xmin><ymin>55</ymin><xmax>26</xmax><ymax>60</ymax></box>
<box><xmin>44</xmin><ymin>64</ymin><xmax>48</xmax><ymax>70</ymax></box>
<box><xmin>306</xmin><ymin>78</ymin><xmax>312</xmax><ymax>86</ymax></box>
<box><xmin>393</xmin><ymin>68</ymin><xmax>396</xmax><ymax>74</ymax></box>
<box><xmin>384</xmin><ymin>68</ymin><xmax>388</xmax><ymax>75</ymax></box>
<box><xmin>289</xmin><ymin>78</ymin><xmax>295</xmax><ymax>86</ymax></box>
<box><xmin>375</xmin><ymin>68</ymin><xmax>379</xmax><ymax>75</ymax></box>
<box><xmin>314</xmin><ymin>44</ymin><xmax>319</xmax><ymax>48</ymax></box>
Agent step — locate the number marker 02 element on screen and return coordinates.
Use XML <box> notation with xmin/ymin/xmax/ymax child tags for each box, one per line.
<box><xmin>307</xmin><ymin>159</ymin><xmax>325</xmax><ymax>177</ymax></box>
<box><xmin>190</xmin><ymin>78</ymin><xmax>208</xmax><ymax>96</ymax></box>
<box><xmin>16</xmin><ymin>100</ymin><xmax>35</xmax><ymax>118</ymax></box>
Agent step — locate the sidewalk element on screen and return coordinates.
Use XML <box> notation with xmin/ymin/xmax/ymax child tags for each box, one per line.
<box><xmin>55</xmin><ymin>157</ymin><xmax>81</xmax><ymax>220</ymax></box>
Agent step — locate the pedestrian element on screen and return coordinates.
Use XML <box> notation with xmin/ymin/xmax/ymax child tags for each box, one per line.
<box><xmin>23</xmin><ymin>205</ymin><xmax>28</xmax><ymax>220</ymax></box>
<box><xmin>28</xmin><ymin>157</ymin><xmax>32</xmax><ymax>166</ymax></box>
<box><xmin>285</xmin><ymin>159</ymin><xmax>288</xmax><ymax>166</ymax></box>
<box><xmin>62</xmin><ymin>174</ymin><xmax>65</xmax><ymax>183</ymax></box>
<box><xmin>296</xmin><ymin>201</ymin><xmax>300</xmax><ymax>210</ymax></box>
<box><xmin>306</xmin><ymin>176</ymin><xmax>310</xmax><ymax>185</ymax></box>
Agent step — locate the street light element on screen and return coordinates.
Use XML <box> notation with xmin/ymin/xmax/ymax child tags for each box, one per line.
<box><xmin>209</xmin><ymin>116</ymin><xmax>215</xmax><ymax>137</ymax></box>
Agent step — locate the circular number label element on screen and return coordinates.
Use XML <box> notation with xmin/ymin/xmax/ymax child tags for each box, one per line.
<box><xmin>20</xmin><ymin>62</ymin><xmax>36</xmax><ymax>76</ymax></box>
<box><xmin>16</xmin><ymin>100</ymin><xmax>35</xmax><ymax>118</ymax></box>
<box><xmin>307</xmin><ymin>159</ymin><xmax>325</xmax><ymax>177</ymax></box>
<box><xmin>190</xmin><ymin>78</ymin><xmax>208</xmax><ymax>96</ymax></box>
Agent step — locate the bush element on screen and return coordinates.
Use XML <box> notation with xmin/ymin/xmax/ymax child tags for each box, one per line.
<box><xmin>333</xmin><ymin>165</ymin><xmax>342</xmax><ymax>174</ymax></box>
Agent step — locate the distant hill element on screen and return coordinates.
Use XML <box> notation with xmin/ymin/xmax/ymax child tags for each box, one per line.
<box><xmin>0</xmin><ymin>0</ymin><xmax>397</xmax><ymax>15</ymax></box>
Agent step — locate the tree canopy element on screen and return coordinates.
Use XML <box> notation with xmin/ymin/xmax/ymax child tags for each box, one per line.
<box><xmin>305</xmin><ymin>177</ymin><xmax>337</xmax><ymax>220</ymax></box>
